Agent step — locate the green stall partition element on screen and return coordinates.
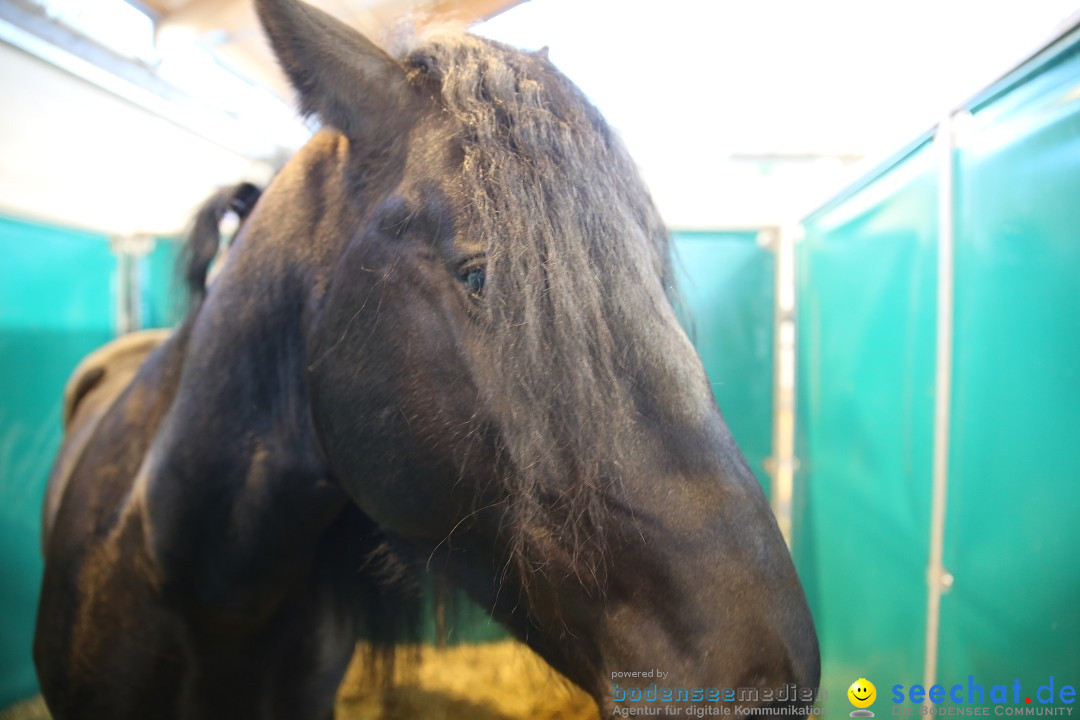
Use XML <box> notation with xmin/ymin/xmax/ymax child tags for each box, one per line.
<box><xmin>139</xmin><ymin>237</ymin><xmax>184</xmax><ymax>329</ymax></box>
<box><xmin>0</xmin><ymin>216</ymin><xmax>117</xmax><ymax>708</ymax></box>
<box><xmin>673</xmin><ymin>230</ymin><xmax>775</xmax><ymax>493</ymax></box>
<box><xmin>796</xmin><ymin>142</ymin><xmax>940</xmax><ymax>695</ymax></box>
<box><xmin>797</xmin><ymin>22</ymin><xmax>1080</xmax><ymax>708</ymax></box>
<box><xmin>940</xmin><ymin>31</ymin><xmax>1080</xmax><ymax>696</ymax></box>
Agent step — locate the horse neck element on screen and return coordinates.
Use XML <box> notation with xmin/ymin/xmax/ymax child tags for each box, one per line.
<box><xmin>135</xmin><ymin>143</ymin><xmax>373</xmax><ymax>611</ymax></box>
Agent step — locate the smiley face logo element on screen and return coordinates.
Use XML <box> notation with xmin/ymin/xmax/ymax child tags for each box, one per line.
<box><xmin>848</xmin><ymin>678</ymin><xmax>877</xmax><ymax>712</ymax></box>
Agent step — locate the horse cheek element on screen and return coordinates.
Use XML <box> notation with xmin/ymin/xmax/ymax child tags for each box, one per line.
<box><xmin>308</xmin><ymin>278</ymin><xmax>478</xmax><ymax>542</ymax></box>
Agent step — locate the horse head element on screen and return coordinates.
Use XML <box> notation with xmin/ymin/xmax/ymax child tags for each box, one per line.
<box><xmin>243</xmin><ymin>0</ymin><xmax>819</xmax><ymax>709</ymax></box>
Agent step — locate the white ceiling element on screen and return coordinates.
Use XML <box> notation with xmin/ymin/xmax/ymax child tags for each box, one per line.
<box><xmin>1</xmin><ymin>0</ymin><xmax>1078</xmax><ymax>234</ymax></box>
<box><xmin>478</xmin><ymin>0</ymin><xmax>1080</xmax><ymax>227</ymax></box>
<box><xmin>0</xmin><ymin>40</ymin><xmax>277</xmax><ymax>235</ymax></box>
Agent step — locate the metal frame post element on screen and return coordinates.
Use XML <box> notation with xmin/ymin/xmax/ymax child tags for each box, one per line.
<box><xmin>922</xmin><ymin>113</ymin><xmax>959</xmax><ymax>700</ymax></box>
<box><xmin>110</xmin><ymin>234</ymin><xmax>155</xmax><ymax>335</ymax></box>
<box><xmin>764</xmin><ymin>225</ymin><xmax>799</xmax><ymax>549</ymax></box>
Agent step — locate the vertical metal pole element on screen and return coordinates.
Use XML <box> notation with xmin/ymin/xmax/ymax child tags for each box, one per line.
<box><xmin>110</xmin><ymin>235</ymin><xmax>154</xmax><ymax>335</ymax></box>
<box><xmin>764</xmin><ymin>225</ymin><xmax>799</xmax><ymax>549</ymax></box>
<box><xmin>112</xmin><ymin>239</ymin><xmax>134</xmax><ymax>335</ymax></box>
<box><xmin>923</xmin><ymin>114</ymin><xmax>958</xmax><ymax>700</ymax></box>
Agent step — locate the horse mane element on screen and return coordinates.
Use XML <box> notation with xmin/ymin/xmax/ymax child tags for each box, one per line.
<box><xmin>398</xmin><ymin>32</ymin><xmax>677</xmax><ymax>601</ymax></box>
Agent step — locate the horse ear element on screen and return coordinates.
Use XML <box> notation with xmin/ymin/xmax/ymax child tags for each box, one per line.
<box><xmin>255</xmin><ymin>0</ymin><xmax>410</xmax><ymax>141</ymax></box>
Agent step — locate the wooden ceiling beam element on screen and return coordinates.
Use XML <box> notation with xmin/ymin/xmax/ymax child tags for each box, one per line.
<box><xmin>136</xmin><ymin>0</ymin><xmax>197</xmax><ymax>18</ymax></box>
<box><xmin>427</xmin><ymin>0</ymin><xmax>527</xmax><ymax>23</ymax></box>
<box><xmin>146</xmin><ymin>0</ymin><xmax>526</xmax><ymax>24</ymax></box>
<box><xmin>151</xmin><ymin>0</ymin><xmax>530</xmax><ymax>106</ymax></box>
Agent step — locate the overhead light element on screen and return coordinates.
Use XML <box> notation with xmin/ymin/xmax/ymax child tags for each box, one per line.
<box><xmin>35</xmin><ymin>0</ymin><xmax>157</xmax><ymax>63</ymax></box>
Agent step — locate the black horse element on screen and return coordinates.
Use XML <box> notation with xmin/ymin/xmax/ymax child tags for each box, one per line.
<box><xmin>34</xmin><ymin>2</ymin><xmax>819</xmax><ymax>717</ymax></box>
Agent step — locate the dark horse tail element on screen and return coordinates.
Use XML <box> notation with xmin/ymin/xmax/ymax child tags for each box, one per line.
<box><xmin>179</xmin><ymin>182</ymin><xmax>262</xmax><ymax>303</ymax></box>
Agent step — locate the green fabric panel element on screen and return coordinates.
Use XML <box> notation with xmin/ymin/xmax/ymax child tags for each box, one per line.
<box><xmin>939</xmin><ymin>39</ymin><xmax>1080</xmax><ymax>699</ymax></box>
<box><xmin>0</xmin><ymin>217</ymin><xmax>116</xmax><ymax>707</ymax></box>
<box><xmin>796</xmin><ymin>145</ymin><xmax>939</xmax><ymax>694</ymax></box>
<box><xmin>139</xmin><ymin>237</ymin><xmax>184</xmax><ymax>329</ymax></box>
<box><xmin>672</xmin><ymin>231</ymin><xmax>775</xmax><ymax>493</ymax></box>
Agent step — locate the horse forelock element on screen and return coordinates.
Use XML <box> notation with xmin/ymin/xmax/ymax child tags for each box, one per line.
<box><xmin>395</xmin><ymin>31</ymin><xmax>679</xmax><ymax>598</ymax></box>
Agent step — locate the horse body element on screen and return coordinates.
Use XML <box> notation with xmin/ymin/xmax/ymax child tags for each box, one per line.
<box><xmin>35</xmin><ymin>2</ymin><xmax>819</xmax><ymax>716</ymax></box>
<box><xmin>42</xmin><ymin>328</ymin><xmax>170</xmax><ymax>547</ymax></box>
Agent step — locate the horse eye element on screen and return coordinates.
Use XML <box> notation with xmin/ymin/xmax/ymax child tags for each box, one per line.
<box><xmin>463</xmin><ymin>266</ymin><xmax>485</xmax><ymax>296</ymax></box>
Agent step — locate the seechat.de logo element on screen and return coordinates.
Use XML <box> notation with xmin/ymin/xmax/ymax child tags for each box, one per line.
<box><xmin>850</xmin><ymin>678</ymin><xmax>878</xmax><ymax>717</ymax></box>
<box><xmin>891</xmin><ymin>676</ymin><xmax>1076</xmax><ymax>715</ymax></box>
